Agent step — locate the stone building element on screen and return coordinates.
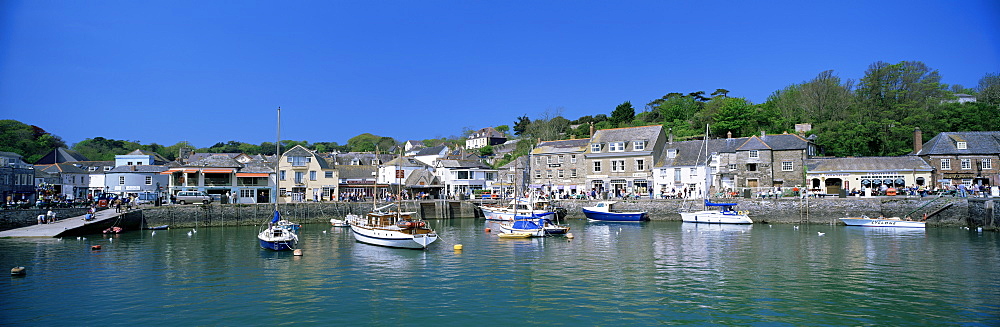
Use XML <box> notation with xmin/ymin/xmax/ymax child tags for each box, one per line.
<box><xmin>912</xmin><ymin>130</ymin><xmax>1000</xmax><ymax>188</ymax></box>
<box><xmin>530</xmin><ymin>138</ymin><xmax>589</xmax><ymax>196</ymax></box>
<box><xmin>718</xmin><ymin>132</ymin><xmax>817</xmax><ymax>190</ymax></box>
<box><xmin>584</xmin><ymin>125</ymin><xmax>667</xmax><ymax>197</ymax></box>
<box><xmin>0</xmin><ymin>152</ymin><xmax>35</xmax><ymax>204</ymax></box>
<box><xmin>805</xmin><ymin>156</ymin><xmax>934</xmax><ymax>194</ymax></box>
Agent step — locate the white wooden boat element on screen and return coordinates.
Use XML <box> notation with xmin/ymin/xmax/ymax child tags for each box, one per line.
<box><xmin>480</xmin><ymin>198</ymin><xmax>559</xmax><ymax>221</ymax></box>
<box><xmin>840</xmin><ymin>215</ymin><xmax>926</xmax><ymax>228</ymax></box>
<box><xmin>348</xmin><ymin>204</ymin><xmax>438</xmax><ymax>249</ymax></box>
<box><xmin>680</xmin><ymin>200</ymin><xmax>753</xmax><ymax>224</ymax></box>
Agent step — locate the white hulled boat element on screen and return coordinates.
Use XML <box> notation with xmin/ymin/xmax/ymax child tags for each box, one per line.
<box><xmin>348</xmin><ymin>204</ymin><xmax>438</xmax><ymax>249</ymax></box>
<box><xmin>840</xmin><ymin>215</ymin><xmax>926</xmax><ymax>228</ymax></box>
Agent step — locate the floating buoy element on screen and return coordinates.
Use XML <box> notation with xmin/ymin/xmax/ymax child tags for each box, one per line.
<box><xmin>293</xmin><ymin>249</ymin><xmax>303</xmax><ymax>256</ymax></box>
<box><xmin>484</xmin><ymin>228</ymin><xmax>491</xmax><ymax>233</ymax></box>
<box><xmin>91</xmin><ymin>245</ymin><xmax>101</xmax><ymax>250</ymax></box>
<box><xmin>11</xmin><ymin>266</ymin><xmax>26</xmax><ymax>276</ymax></box>
<box><xmin>566</xmin><ymin>233</ymin><xmax>574</xmax><ymax>239</ymax></box>
<box><xmin>453</xmin><ymin>244</ymin><xmax>463</xmax><ymax>251</ymax></box>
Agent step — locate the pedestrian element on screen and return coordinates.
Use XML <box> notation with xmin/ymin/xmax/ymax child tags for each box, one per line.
<box><xmin>37</xmin><ymin>214</ymin><xmax>45</xmax><ymax>224</ymax></box>
<box><xmin>47</xmin><ymin>209</ymin><xmax>56</xmax><ymax>223</ymax></box>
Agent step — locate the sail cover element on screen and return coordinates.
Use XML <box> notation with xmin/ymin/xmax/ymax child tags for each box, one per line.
<box><xmin>704</xmin><ymin>199</ymin><xmax>738</xmax><ymax>207</ymax></box>
<box><xmin>271</xmin><ymin>210</ymin><xmax>281</xmax><ymax>223</ymax></box>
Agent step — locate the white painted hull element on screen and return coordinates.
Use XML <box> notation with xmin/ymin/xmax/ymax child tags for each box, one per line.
<box><xmin>350</xmin><ymin>224</ymin><xmax>438</xmax><ymax>249</ymax></box>
<box><xmin>497</xmin><ymin>222</ymin><xmax>546</xmax><ymax>237</ymax></box>
<box><xmin>680</xmin><ymin>211</ymin><xmax>753</xmax><ymax>224</ymax></box>
<box><xmin>840</xmin><ymin>218</ymin><xmax>925</xmax><ymax>228</ymax></box>
<box><xmin>480</xmin><ymin>206</ymin><xmax>555</xmax><ymax>221</ymax></box>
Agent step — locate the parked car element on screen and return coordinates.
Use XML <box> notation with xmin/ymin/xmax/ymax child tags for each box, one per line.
<box><xmin>175</xmin><ymin>191</ymin><xmax>212</xmax><ymax>205</ymax></box>
<box><xmin>135</xmin><ymin>192</ymin><xmax>160</xmax><ymax>204</ymax></box>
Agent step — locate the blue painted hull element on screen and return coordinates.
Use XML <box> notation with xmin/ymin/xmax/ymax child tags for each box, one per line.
<box><xmin>582</xmin><ymin>208</ymin><xmax>649</xmax><ymax>222</ymax></box>
<box><xmin>259</xmin><ymin>239</ymin><xmax>296</xmax><ymax>251</ymax></box>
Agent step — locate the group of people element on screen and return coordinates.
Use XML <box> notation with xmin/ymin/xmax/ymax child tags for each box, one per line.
<box><xmin>36</xmin><ymin>209</ymin><xmax>57</xmax><ymax>224</ymax></box>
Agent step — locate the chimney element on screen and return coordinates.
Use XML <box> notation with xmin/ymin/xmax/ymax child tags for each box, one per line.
<box><xmin>761</xmin><ymin>131</ymin><xmax>766</xmax><ymax>137</ymax></box>
<box><xmin>727</xmin><ymin>131</ymin><xmax>732</xmax><ymax>139</ymax></box>
<box><xmin>589</xmin><ymin>122</ymin><xmax>595</xmax><ymax>137</ymax></box>
<box><xmin>913</xmin><ymin>127</ymin><xmax>923</xmax><ymax>153</ymax></box>
<box><xmin>668</xmin><ymin>128</ymin><xmax>674</xmax><ymax>144</ymax></box>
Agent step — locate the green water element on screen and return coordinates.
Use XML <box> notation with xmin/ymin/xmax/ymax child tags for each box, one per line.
<box><xmin>2</xmin><ymin>219</ymin><xmax>998</xmax><ymax>325</ymax></box>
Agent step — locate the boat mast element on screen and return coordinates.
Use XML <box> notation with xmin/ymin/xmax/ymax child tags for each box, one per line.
<box><xmin>275</xmin><ymin>107</ymin><xmax>281</xmax><ymax>212</ymax></box>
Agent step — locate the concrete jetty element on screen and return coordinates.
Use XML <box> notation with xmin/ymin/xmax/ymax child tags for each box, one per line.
<box><xmin>0</xmin><ymin>209</ymin><xmax>137</xmax><ymax>238</ymax></box>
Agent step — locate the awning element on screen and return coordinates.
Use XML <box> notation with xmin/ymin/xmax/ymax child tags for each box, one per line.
<box><xmin>159</xmin><ymin>168</ymin><xmax>184</xmax><ymax>175</ymax></box>
<box><xmin>182</xmin><ymin>168</ymin><xmax>201</xmax><ymax>173</ymax></box>
<box><xmin>236</xmin><ymin>173</ymin><xmax>269</xmax><ymax>177</ymax></box>
<box><xmin>202</xmin><ymin>168</ymin><xmax>235</xmax><ymax>174</ymax></box>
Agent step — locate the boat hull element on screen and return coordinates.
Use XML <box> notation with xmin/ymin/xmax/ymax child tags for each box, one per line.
<box><xmin>840</xmin><ymin>218</ymin><xmax>925</xmax><ymax>228</ymax></box>
<box><xmin>350</xmin><ymin>225</ymin><xmax>438</xmax><ymax>249</ymax></box>
<box><xmin>259</xmin><ymin>239</ymin><xmax>297</xmax><ymax>251</ymax></box>
<box><xmin>258</xmin><ymin>226</ymin><xmax>298</xmax><ymax>251</ymax></box>
<box><xmin>480</xmin><ymin>206</ymin><xmax>555</xmax><ymax>221</ymax></box>
<box><xmin>680</xmin><ymin>211</ymin><xmax>753</xmax><ymax>224</ymax></box>
<box><xmin>582</xmin><ymin>208</ymin><xmax>649</xmax><ymax>222</ymax></box>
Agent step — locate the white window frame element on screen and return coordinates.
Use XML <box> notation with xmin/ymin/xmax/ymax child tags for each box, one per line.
<box><xmin>557</xmin><ymin>169</ymin><xmax>564</xmax><ymax>178</ymax></box>
<box><xmin>609</xmin><ymin>142</ymin><xmax>625</xmax><ymax>152</ymax></box>
<box><xmin>961</xmin><ymin>159</ymin><xmax>972</xmax><ymax>170</ymax></box>
<box><xmin>325</xmin><ymin>171</ymin><xmax>334</xmax><ymax>178</ymax></box>
<box><xmin>591</xmin><ymin>144</ymin><xmax>601</xmax><ymax>153</ymax></box>
<box><xmin>570</xmin><ymin>155</ymin><xmax>577</xmax><ymax>163</ymax></box>
<box><xmin>957</xmin><ymin>142</ymin><xmax>967</xmax><ymax>150</ymax></box>
<box><xmin>310</xmin><ymin>171</ymin><xmax>317</xmax><ymax>181</ymax></box>
<box><xmin>636</xmin><ymin>159</ymin><xmax>645</xmax><ymax>171</ymax></box>
<box><xmin>782</xmin><ymin>161</ymin><xmax>793</xmax><ymax>171</ymax></box>
<box><xmin>593</xmin><ymin>161</ymin><xmax>602</xmax><ymax>172</ymax></box>
<box><xmin>611</xmin><ymin>160</ymin><xmax>625</xmax><ymax>172</ymax></box>
<box><xmin>570</xmin><ymin>169</ymin><xmax>577</xmax><ymax>178</ymax></box>
<box><xmin>633</xmin><ymin>141</ymin><xmax>645</xmax><ymax>151</ymax></box>
<box><xmin>546</xmin><ymin>170</ymin><xmax>552</xmax><ymax>179</ymax></box>
<box><xmin>558</xmin><ymin>155</ymin><xmax>564</xmax><ymax>163</ymax></box>
<box><xmin>941</xmin><ymin>159</ymin><xmax>951</xmax><ymax>170</ymax></box>
<box><xmin>119</xmin><ymin>176</ymin><xmax>125</xmax><ymax>185</ymax></box>
<box><xmin>749</xmin><ymin>150</ymin><xmax>759</xmax><ymax>159</ymax></box>
<box><xmin>145</xmin><ymin>176</ymin><xmax>152</xmax><ymax>185</ymax></box>
<box><xmin>982</xmin><ymin>159</ymin><xmax>992</xmax><ymax>170</ymax></box>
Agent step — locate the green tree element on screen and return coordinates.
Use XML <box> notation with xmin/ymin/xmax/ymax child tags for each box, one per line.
<box><xmin>610</xmin><ymin>101</ymin><xmax>635</xmax><ymax>127</ymax></box>
<box><xmin>494</xmin><ymin>125</ymin><xmax>510</xmax><ymax>136</ymax></box>
<box><xmin>0</xmin><ymin>120</ymin><xmax>67</xmax><ymax>163</ymax></box>
<box><xmin>478</xmin><ymin>145</ymin><xmax>494</xmax><ymax>157</ymax></box>
<box><xmin>978</xmin><ymin>72</ymin><xmax>1000</xmax><ymax>105</ymax></box>
<box><xmin>72</xmin><ymin>137</ymin><xmax>140</xmax><ymax>161</ymax></box>
<box><xmin>513</xmin><ymin>115</ymin><xmax>531</xmax><ymax>136</ymax></box>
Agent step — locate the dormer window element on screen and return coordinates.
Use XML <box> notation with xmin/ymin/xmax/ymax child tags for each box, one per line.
<box><xmin>667</xmin><ymin>149</ymin><xmax>677</xmax><ymax>158</ymax></box>
<box><xmin>609</xmin><ymin>142</ymin><xmax>625</xmax><ymax>152</ymax></box>
<box><xmin>289</xmin><ymin>156</ymin><xmax>310</xmax><ymax>166</ymax></box>
<box><xmin>591</xmin><ymin>144</ymin><xmax>602</xmax><ymax>153</ymax></box>
<box><xmin>633</xmin><ymin>141</ymin><xmax>646</xmax><ymax>151</ymax></box>
<box><xmin>351</xmin><ymin>159</ymin><xmax>360</xmax><ymax>165</ymax></box>
<box><xmin>957</xmin><ymin>142</ymin><xmax>967</xmax><ymax>150</ymax></box>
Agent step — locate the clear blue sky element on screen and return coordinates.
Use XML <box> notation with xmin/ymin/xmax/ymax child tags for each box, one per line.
<box><xmin>2</xmin><ymin>0</ymin><xmax>998</xmax><ymax>149</ymax></box>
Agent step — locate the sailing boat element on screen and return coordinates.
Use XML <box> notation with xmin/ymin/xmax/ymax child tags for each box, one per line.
<box><xmin>679</xmin><ymin>125</ymin><xmax>753</xmax><ymax>224</ymax></box>
<box><xmin>258</xmin><ymin>107</ymin><xmax>300</xmax><ymax>250</ymax></box>
<box><xmin>347</xmin><ymin>146</ymin><xmax>438</xmax><ymax>249</ymax></box>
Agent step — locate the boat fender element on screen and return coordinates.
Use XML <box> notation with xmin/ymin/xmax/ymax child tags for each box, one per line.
<box><xmin>417</xmin><ymin>221</ymin><xmax>425</xmax><ymax>227</ymax></box>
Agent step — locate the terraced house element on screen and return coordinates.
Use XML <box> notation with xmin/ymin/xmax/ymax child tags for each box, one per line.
<box><xmin>530</xmin><ymin>138</ymin><xmax>589</xmax><ymax>196</ymax></box>
<box><xmin>715</xmin><ymin>132</ymin><xmax>817</xmax><ymax>191</ymax></box>
<box><xmin>913</xmin><ymin>130</ymin><xmax>1000</xmax><ymax>189</ymax></box>
<box><xmin>278</xmin><ymin>145</ymin><xmax>338</xmax><ymax>203</ymax></box>
<box><xmin>584</xmin><ymin>125</ymin><xmax>667</xmax><ymax>197</ymax></box>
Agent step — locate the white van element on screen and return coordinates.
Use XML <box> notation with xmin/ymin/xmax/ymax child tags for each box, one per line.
<box><xmin>175</xmin><ymin>191</ymin><xmax>212</xmax><ymax>205</ymax></box>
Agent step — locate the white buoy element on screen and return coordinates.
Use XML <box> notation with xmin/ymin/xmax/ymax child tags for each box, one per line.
<box><xmin>818</xmin><ymin>232</ymin><xmax>826</xmax><ymax>236</ymax></box>
<box><xmin>323</xmin><ymin>230</ymin><xmax>327</xmax><ymax>234</ymax></box>
<box><xmin>293</xmin><ymin>249</ymin><xmax>303</xmax><ymax>256</ymax></box>
<box><xmin>566</xmin><ymin>233</ymin><xmax>575</xmax><ymax>239</ymax></box>
<box><xmin>187</xmin><ymin>231</ymin><xmax>193</xmax><ymax>237</ymax></box>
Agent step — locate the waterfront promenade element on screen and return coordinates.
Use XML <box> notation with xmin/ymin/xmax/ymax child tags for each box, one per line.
<box><xmin>0</xmin><ymin>208</ymin><xmax>131</xmax><ymax>238</ymax></box>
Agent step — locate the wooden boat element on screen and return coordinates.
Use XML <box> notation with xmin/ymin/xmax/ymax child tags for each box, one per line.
<box><xmin>680</xmin><ymin>200</ymin><xmax>753</xmax><ymax>224</ymax></box>
<box><xmin>330</xmin><ymin>217</ymin><xmax>350</xmax><ymax>227</ymax></box>
<box><xmin>582</xmin><ymin>201</ymin><xmax>649</xmax><ymax>222</ymax></box>
<box><xmin>498</xmin><ymin>232</ymin><xmax>534</xmax><ymax>238</ymax></box>
<box><xmin>840</xmin><ymin>215</ymin><xmax>926</xmax><ymax>228</ymax></box>
<box><xmin>348</xmin><ymin>204</ymin><xmax>438</xmax><ymax>249</ymax></box>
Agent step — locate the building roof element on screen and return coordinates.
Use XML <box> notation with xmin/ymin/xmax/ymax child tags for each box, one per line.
<box><xmin>415</xmin><ymin>145</ymin><xmax>449</xmax><ymax>157</ymax></box>
<box><xmin>106</xmin><ymin>165</ymin><xmax>169</xmax><ymax>173</ymax></box>
<box><xmin>384</xmin><ymin>156</ymin><xmax>432</xmax><ymax>168</ymax></box>
<box><xmin>337</xmin><ymin>165</ymin><xmax>377</xmax><ymax>179</ymax></box>
<box><xmin>0</xmin><ymin>151</ymin><xmax>24</xmax><ymax>159</ymax></box>
<box><xmin>437</xmin><ymin>160</ymin><xmax>491</xmax><ymax>169</ymax></box>
<box><xmin>404</xmin><ymin>169</ymin><xmax>443</xmax><ymax>187</ymax></box>
<box><xmin>125</xmin><ymin>149</ymin><xmax>169</xmax><ymax>163</ymax></box>
<box><xmin>35</xmin><ymin>163</ymin><xmax>89</xmax><ymax>174</ymax></box>
<box><xmin>805</xmin><ymin>156</ymin><xmax>933</xmax><ymax>173</ymax></box>
<box><xmin>655</xmin><ymin>139</ymin><xmax>708</xmax><ymax>167</ymax></box>
<box><xmin>322</xmin><ymin>152</ymin><xmax>395</xmax><ymax>166</ymax></box>
<box><xmin>468</xmin><ymin>127</ymin><xmax>505</xmax><ymax>139</ymax></box>
<box><xmin>185</xmin><ymin>153</ymin><xmax>244</xmax><ymax>168</ymax></box>
<box><xmin>532</xmin><ymin>138</ymin><xmax>589</xmax><ymax>155</ymax></box>
<box><xmin>590</xmin><ymin>125</ymin><xmax>663</xmax><ymax>144</ymax></box>
<box><xmin>34</xmin><ymin>148</ymin><xmax>89</xmax><ymax>164</ymax></box>
<box><xmin>913</xmin><ymin>131</ymin><xmax>1000</xmax><ymax>155</ymax></box>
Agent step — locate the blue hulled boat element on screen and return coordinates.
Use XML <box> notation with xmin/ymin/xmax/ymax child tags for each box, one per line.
<box><xmin>258</xmin><ymin>210</ymin><xmax>299</xmax><ymax>251</ymax></box>
<box><xmin>582</xmin><ymin>201</ymin><xmax>649</xmax><ymax>222</ymax></box>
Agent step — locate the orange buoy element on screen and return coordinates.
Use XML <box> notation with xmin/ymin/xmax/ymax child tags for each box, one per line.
<box><xmin>485</xmin><ymin>228</ymin><xmax>491</xmax><ymax>233</ymax></box>
<box><xmin>91</xmin><ymin>245</ymin><xmax>101</xmax><ymax>250</ymax></box>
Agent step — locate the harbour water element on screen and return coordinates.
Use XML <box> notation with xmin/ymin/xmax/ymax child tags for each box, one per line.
<box><xmin>2</xmin><ymin>218</ymin><xmax>998</xmax><ymax>325</ymax></box>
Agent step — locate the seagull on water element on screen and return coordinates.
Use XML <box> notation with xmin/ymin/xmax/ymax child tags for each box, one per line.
<box><xmin>817</xmin><ymin>232</ymin><xmax>825</xmax><ymax>236</ymax></box>
<box><xmin>187</xmin><ymin>231</ymin><xmax>193</xmax><ymax>237</ymax></box>
<box><xmin>793</xmin><ymin>226</ymin><xmax>799</xmax><ymax>230</ymax></box>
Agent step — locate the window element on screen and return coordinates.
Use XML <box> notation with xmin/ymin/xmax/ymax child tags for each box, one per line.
<box><xmin>557</xmin><ymin>170</ymin><xmax>564</xmax><ymax>178</ymax></box>
<box><xmin>294</xmin><ymin>172</ymin><xmax>304</xmax><ymax>184</ymax></box>
<box><xmin>674</xmin><ymin>168</ymin><xmax>681</xmax><ymax>182</ymax></box>
<box><xmin>728</xmin><ymin>164</ymin><xmax>737</xmax><ymax>171</ymax></box>
<box><xmin>558</xmin><ymin>155</ymin><xmax>564</xmax><ymax>163</ymax></box>
<box><xmin>145</xmin><ymin>176</ymin><xmax>152</xmax><ymax>185</ymax></box>
<box><xmin>119</xmin><ymin>176</ymin><xmax>125</xmax><ymax>185</ymax></box>
<box><xmin>591</xmin><ymin>144</ymin><xmax>601</xmax><ymax>153</ymax></box>
<box><xmin>457</xmin><ymin>171</ymin><xmax>471</xmax><ymax>179</ymax></box>
<box><xmin>609</xmin><ymin>142</ymin><xmax>625</xmax><ymax>152</ymax></box>
<box><xmin>593</xmin><ymin>161</ymin><xmax>602</xmax><ymax>172</ymax></box>
<box><xmin>325</xmin><ymin>171</ymin><xmax>333</xmax><ymax>178</ymax></box>
<box><xmin>636</xmin><ymin>159</ymin><xmax>645</xmax><ymax>171</ymax></box>
<box><xmin>941</xmin><ymin>159</ymin><xmax>951</xmax><ymax>170</ymax></box>
<box><xmin>633</xmin><ymin>141</ymin><xmax>645</xmax><ymax>151</ymax></box>
<box><xmin>983</xmin><ymin>159</ymin><xmax>993</xmax><ymax>170</ymax></box>
<box><xmin>240</xmin><ymin>189</ymin><xmax>255</xmax><ymax>198</ymax></box>
<box><xmin>690</xmin><ymin>167</ymin><xmax>697</xmax><ymax>175</ymax></box>
<box><xmin>289</xmin><ymin>156</ymin><xmax>310</xmax><ymax>166</ymax></box>
<box><xmin>749</xmin><ymin>150</ymin><xmax>759</xmax><ymax>159</ymax></box>
<box><xmin>104</xmin><ymin>166</ymin><xmax>112</xmax><ymax>171</ymax></box>
<box><xmin>570</xmin><ymin>169</ymin><xmax>577</xmax><ymax>177</ymax></box>
<box><xmin>961</xmin><ymin>159</ymin><xmax>971</xmax><ymax>170</ymax></box>
<box><xmin>957</xmin><ymin>142</ymin><xmax>967</xmax><ymax>150</ymax></box>
<box><xmin>279</xmin><ymin>188</ymin><xmax>287</xmax><ymax>196</ymax></box>
<box><xmin>280</xmin><ymin>170</ymin><xmax>286</xmax><ymax>181</ymax></box>
<box><xmin>546</xmin><ymin>156</ymin><xmax>551</xmax><ymax>164</ymax></box>
<box><xmin>485</xmin><ymin>172</ymin><xmax>495</xmax><ymax>181</ymax></box>
<box><xmin>546</xmin><ymin>170</ymin><xmax>552</xmax><ymax>178</ymax></box>
<box><xmin>127</xmin><ymin>162</ymin><xmax>133</xmax><ymax>166</ymax></box>
<box><xmin>309</xmin><ymin>171</ymin><xmax>317</xmax><ymax>181</ymax></box>
<box><xmin>667</xmin><ymin>149</ymin><xmax>677</xmax><ymax>158</ymax></box>
<box><xmin>535</xmin><ymin>170</ymin><xmax>542</xmax><ymax>178</ymax></box>
<box><xmin>782</xmin><ymin>161</ymin><xmax>793</xmax><ymax>171</ymax></box>
<box><xmin>536</xmin><ymin>157</ymin><xmax>543</xmax><ymax>164</ymax></box>
<box><xmin>570</xmin><ymin>155</ymin><xmax>577</xmax><ymax>163</ymax></box>
<box><xmin>611</xmin><ymin>160</ymin><xmax>625</xmax><ymax>172</ymax></box>
<box><xmin>747</xmin><ymin>163</ymin><xmax>758</xmax><ymax>172</ymax></box>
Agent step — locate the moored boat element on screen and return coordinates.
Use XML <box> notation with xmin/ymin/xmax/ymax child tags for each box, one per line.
<box><xmin>348</xmin><ymin>204</ymin><xmax>438</xmax><ymax>249</ymax></box>
<box><xmin>480</xmin><ymin>198</ymin><xmax>560</xmax><ymax>221</ymax></box>
<box><xmin>840</xmin><ymin>215</ymin><xmax>926</xmax><ymax>228</ymax></box>
<box><xmin>259</xmin><ymin>210</ymin><xmax>299</xmax><ymax>251</ymax></box>
<box><xmin>497</xmin><ymin>215</ymin><xmax>569</xmax><ymax>237</ymax></box>
<box><xmin>680</xmin><ymin>200</ymin><xmax>753</xmax><ymax>224</ymax></box>
<box><xmin>582</xmin><ymin>201</ymin><xmax>649</xmax><ymax>222</ymax></box>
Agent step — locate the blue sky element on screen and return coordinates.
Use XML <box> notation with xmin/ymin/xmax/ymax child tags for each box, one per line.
<box><xmin>2</xmin><ymin>0</ymin><xmax>998</xmax><ymax>149</ymax></box>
